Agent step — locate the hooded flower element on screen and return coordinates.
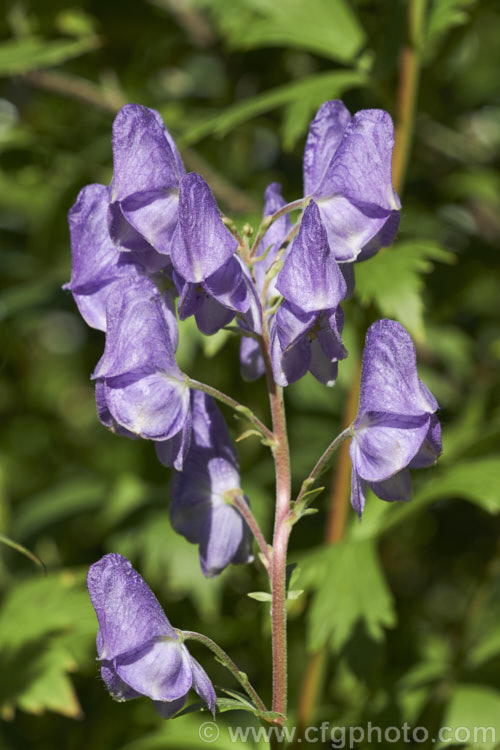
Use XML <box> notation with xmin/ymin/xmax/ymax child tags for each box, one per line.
<box><xmin>304</xmin><ymin>100</ymin><xmax>401</xmax><ymax>263</ymax></box>
<box><xmin>65</xmin><ymin>183</ymin><xmax>143</xmax><ymax>331</ymax></box>
<box><xmin>92</xmin><ymin>276</ymin><xmax>191</xmax><ymax>450</ymax></box>
<box><xmin>170</xmin><ymin>173</ymin><xmax>238</xmax><ymax>282</ymax></box>
<box><xmin>170</xmin><ymin>390</ymin><xmax>253</xmax><ymax>577</ymax></box>
<box><xmin>108</xmin><ymin>104</ymin><xmax>185</xmax><ymax>255</ymax></box>
<box><xmin>87</xmin><ymin>553</ymin><xmax>216</xmax><ymax>718</ymax></box>
<box><xmin>350</xmin><ymin>319</ymin><xmax>442</xmax><ymax>518</ymax></box>
<box><xmin>270</xmin><ymin>200</ymin><xmax>348</xmax><ymax>386</ymax></box>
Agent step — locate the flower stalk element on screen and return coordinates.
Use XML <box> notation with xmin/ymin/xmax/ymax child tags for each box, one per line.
<box><xmin>181</xmin><ymin>630</ymin><xmax>268</xmax><ymax>714</ymax></box>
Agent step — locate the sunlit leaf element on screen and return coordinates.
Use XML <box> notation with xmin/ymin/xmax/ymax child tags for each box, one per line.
<box><xmin>196</xmin><ymin>0</ymin><xmax>365</xmax><ymax>63</ymax></box>
<box><xmin>179</xmin><ymin>71</ymin><xmax>366</xmax><ymax>147</ymax></box>
<box><xmin>437</xmin><ymin>684</ymin><xmax>500</xmax><ymax>750</ymax></box>
<box><xmin>0</xmin><ymin>36</ymin><xmax>100</xmax><ymax>76</ymax></box>
<box><xmin>300</xmin><ymin>539</ymin><xmax>396</xmax><ymax>651</ymax></box>
<box><xmin>355</xmin><ymin>240</ymin><xmax>455</xmax><ymax>340</ymax></box>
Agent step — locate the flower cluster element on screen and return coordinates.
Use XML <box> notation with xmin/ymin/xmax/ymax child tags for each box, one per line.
<box><xmin>72</xmin><ymin>98</ymin><xmax>442</xmax><ymax>719</ymax></box>
<box><xmin>67</xmin><ymin>99</ymin><xmax>438</xmax><ymax>572</ymax></box>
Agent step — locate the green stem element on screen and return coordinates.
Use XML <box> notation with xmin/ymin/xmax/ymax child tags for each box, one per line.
<box><xmin>0</xmin><ymin>533</ymin><xmax>46</xmax><ymax>574</ymax></box>
<box><xmin>226</xmin><ymin>491</ymin><xmax>272</xmax><ymax>569</ymax></box>
<box><xmin>181</xmin><ymin>630</ymin><xmax>268</xmax><ymax>713</ymax></box>
<box><xmin>250</xmin><ymin>198</ymin><xmax>306</xmax><ymax>259</ymax></box>
<box><xmin>188</xmin><ymin>378</ymin><xmax>275</xmax><ymax>446</ymax></box>
<box><xmin>293</xmin><ymin>425</ymin><xmax>354</xmax><ymax>511</ymax></box>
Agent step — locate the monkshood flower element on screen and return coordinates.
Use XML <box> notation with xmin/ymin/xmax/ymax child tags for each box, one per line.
<box><xmin>270</xmin><ymin>200</ymin><xmax>348</xmax><ymax>386</ymax></box>
<box><xmin>170</xmin><ymin>172</ymin><xmax>238</xmax><ymax>282</ymax></box>
<box><xmin>170</xmin><ymin>390</ymin><xmax>253</xmax><ymax>577</ymax></box>
<box><xmin>87</xmin><ymin>553</ymin><xmax>216</xmax><ymax>718</ymax></box>
<box><xmin>66</xmin><ymin>182</ymin><xmax>174</xmax><ymax>332</ymax></box>
<box><xmin>350</xmin><ymin>319</ymin><xmax>442</xmax><ymax>518</ymax></box>
<box><xmin>108</xmin><ymin>104</ymin><xmax>184</xmax><ymax>255</ymax></box>
<box><xmin>303</xmin><ymin>100</ymin><xmax>401</xmax><ymax>263</ymax></box>
<box><xmin>92</xmin><ymin>276</ymin><xmax>191</xmax><ymax>456</ymax></box>
<box><xmin>170</xmin><ymin>173</ymin><xmax>262</xmax><ymax>335</ymax></box>
<box><xmin>66</xmin><ymin>183</ymin><xmax>143</xmax><ymax>331</ymax></box>
<box><xmin>175</xmin><ymin>254</ymin><xmax>262</xmax><ymax>336</ymax></box>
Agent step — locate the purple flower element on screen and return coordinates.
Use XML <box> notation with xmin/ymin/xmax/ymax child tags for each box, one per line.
<box><xmin>304</xmin><ymin>101</ymin><xmax>401</xmax><ymax>263</ymax></box>
<box><xmin>175</xmin><ymin>254</ymin><xmax>262</xmax><ymax>337</ymax></box>
<box><xmin>87</xmin><ymin>553</ymin><xmax>216</xmax><ymax>718</ymax></box>
<box><xmin>170</xmin><ymin>173</ymin><xmax>238</xmax><ymax>282</ymax></box>
<box><xmin>65</xmin><ymin>184</ymin><xmax>143</xmax><ymax>331</ymax></box>
<box><xmin>108</xmin><ymin>104</ymin><xmax>184</xmax><ymax>255</ymax></box>
<box><xmin>350</xmin><ymin>319</ymin><xmax>442</xmax><ymax>518</ymax></box>
<box><xmin>270</xmin><ymin>201</ymin><xmax>348</xmax><ymax>386</ymax></box>
<box><xmin>92</xmin><ymin>277</ymin><xmax>190</xmax><ymax>446</ymax></box>
<box><xmin>170</xmin><ymin>391</ymin><xmax>253</xmax><ymax>578</ymax></box>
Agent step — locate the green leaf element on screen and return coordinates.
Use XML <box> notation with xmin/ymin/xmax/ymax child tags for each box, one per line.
<box><xmin>437</xmin><ymin>685</ymin><xmax>500</xmax><ymax>750</ymax></box>
<box><xmin>300</xmin><ymin>539</ymin><xmax>396</xmax><ymax>651</ymax></box>
<box><xmin>355</xmin><ymin>240</ymin><xmax>455</xmax><ymax>339</ymax></box>
<box><xmin>179</xmin><ymin>70</ymin><xmax>366</xmax><ymax>147</ymax></box>
<box><xmin>247</xmin><ymin>591</ymin><xmax>272</xmax><ymax>602</ymax></box>
<box><xmin>0</xmin><ymin>35</ymin><xmax>100</xmax><ymax>76</ymax></box>
<box><xmin>198</xmin><ymin>0</ymin><xmax>365</xmax><ymax>63</ymax></box>
<box><xmin>377</xmin><ymin>457</ymin><xmax>500</xmax><ymax>535</ymax></box>
<box><xmin>11</xmin><ymin>476</ymin><xmax>107</xmax><ymax>540</ymax></box>
<box><xmin>0</xmin><ymin>533</ymin><xmax>46</xmax><ymax>572</ymax></box>
<box><xmin>424</xmin><ymin>0</ymin><xmax>478</xmax><ymax>61</ymax></box>
<box><xmin>0</xmin><ymin>569</ymin><xmax>95</xmax><ymax>718</ymax></box>
<box><xmin>120</xmin><ymin>715</ymin><xmax>250</xmax><ymax>750</ymax></box>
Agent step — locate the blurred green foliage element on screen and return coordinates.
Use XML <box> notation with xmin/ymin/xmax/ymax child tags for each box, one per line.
<box><xmin>0</xmin><ymin>0</ymin><xmax>499</xmax><ymax>748</ymax></box>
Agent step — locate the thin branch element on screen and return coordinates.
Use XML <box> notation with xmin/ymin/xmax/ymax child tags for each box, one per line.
<box><xmin>0</xmin><ymin>533</ymin><xmax>46</xmax><ymax>574</ymax></box>
<box><xmin>294</xmin><ymin>425</ymin><xmax>354</xmax><ymax>512</ymax></box>
<box><xmin>180</xmin><ymin>630</ymin><xmax>268</xmax><ymax>714</ymax></box>
<box><xmin>226</xmin><ymin>491</ymin><xmax>272</xmax><ymax>569</ymax></box>
<box><xmin>250</xmin><ymin>198</ymin><xmax>306</xmax><ymax>259</ymax></box>
<box><xmin>188</xmin><ymin>378</ymin><xmax>275</xmax><ymax>446</ymax></box>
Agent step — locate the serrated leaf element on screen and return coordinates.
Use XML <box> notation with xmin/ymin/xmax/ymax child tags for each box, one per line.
<box><xmin>0</xmin><ymin>569</ymin><xmax>95</xmax><ymax>718</ymax></box>
<box><xmin>179</xmin><ymin>70</ymin><xmax>366</xmax><ymax>147</ymax></box>
<box><xmin>355</xmin><ymin>241</ymin><xmax>454</xmax><ymax>339</ymax></box>
<box><xmin>0</xmin><ymin>35</ymin><xmax>100</xmax><ymax>76</ymax></box>
<box><xmin>300</xmin><ymin>539</ymin><xmax>396</xmax><ymax>651</ymax></box>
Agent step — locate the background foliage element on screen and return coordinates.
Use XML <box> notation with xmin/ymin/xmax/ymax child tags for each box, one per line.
<box><xmin>0</xmin><ymin>0</ymin><xmax>499</xmax><ymax>748</ymax></box>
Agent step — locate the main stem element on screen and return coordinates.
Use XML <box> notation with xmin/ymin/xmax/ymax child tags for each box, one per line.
<box><xmin>259</xmin><ymin>331</ymin><xmax>292</xmax><ymax>724</ymax></box>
